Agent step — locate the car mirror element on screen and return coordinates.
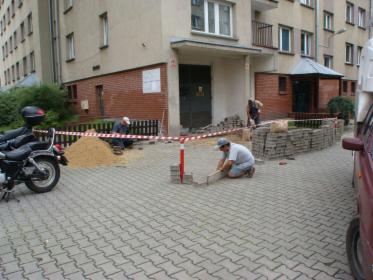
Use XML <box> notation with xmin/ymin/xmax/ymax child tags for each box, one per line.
<box><xmin>342</xmin><ymin>137</ymin><xmax>364</xmax><ymax>151</ymax></box>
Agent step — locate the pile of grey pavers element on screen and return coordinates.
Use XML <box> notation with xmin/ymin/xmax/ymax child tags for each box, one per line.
<box><xmin>169</xmin><ymin>164</ymin><xmax>194</xmax><ymax>184</ymax></box>
<box><xmin>195</xmin><ymin>115</ymin><xmax>244</xmax><ymax>134</ymax></box>
<box><xmin>252</xmin><ymin>119</ymin><xmax>344</xmax><ymax>159</ymax></box>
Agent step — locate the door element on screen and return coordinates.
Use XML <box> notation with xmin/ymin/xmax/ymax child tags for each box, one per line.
<box><xmin>292</xmin><ymin>80</ymin><xmax>312</xmax><ymax>112</ymax></box>
<box><xmin>179</xmin><ymin>65</ymin><xmax>212</xmax><ymax>129</ymax></box>
<box><xmin>96</xmin><ymin>85</ymin><xmax>105</xmax><ymax>116</ymax></box>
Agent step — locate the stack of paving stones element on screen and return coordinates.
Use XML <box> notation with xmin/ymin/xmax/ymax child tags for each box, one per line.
<box><xmin>169</xmin><ymin>165</ymin><xmax>194</xmax><ymax>184</ymax></box>
<box><xmin>170</xmin><ymin>164</ymin><xmax>180</xmax><ymax>183</ymax></box>
<box><xmin>252</xmin><ymin>121</ymin><xmax>344</xmax><ymax>159</ymax></box>
<box><xmin>251</xmin><ymin>127</ymin><xmax>270</xmax><ymax>158</ymax></box>
<box><xmin>195</xmin><ymin>115</ymin><xmax>244</xmax><ymax>134</ymax></box>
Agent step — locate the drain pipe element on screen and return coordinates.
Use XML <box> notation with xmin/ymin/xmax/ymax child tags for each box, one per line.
<box><xmin>315</xmin><ymin>0</ymin><xmax>320</xmax><ymax>62</ymax></box>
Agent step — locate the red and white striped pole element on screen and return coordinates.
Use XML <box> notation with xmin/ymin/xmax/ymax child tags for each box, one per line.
<box><xmin>179</xmin><ymin>138</ymin><xmax>185</xmax><ymax>183</ymax></box>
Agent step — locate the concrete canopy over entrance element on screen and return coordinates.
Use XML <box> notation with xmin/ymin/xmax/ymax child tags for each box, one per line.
<box><xmin>170</xmin><ymin>38</ymin><xmax>262</xmax><ymax>132</ymax></box>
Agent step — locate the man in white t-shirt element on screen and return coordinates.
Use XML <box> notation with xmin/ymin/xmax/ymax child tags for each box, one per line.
<box><xmin>215</xmin><ymin>138</ymin><xmax>255</xmax><ymax>178</ymax></box>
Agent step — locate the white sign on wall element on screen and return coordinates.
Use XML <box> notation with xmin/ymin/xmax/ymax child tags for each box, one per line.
<box><xmin>142</xmin><ymin>68</ymin><xmax>161</xmax><ymax>93</ymax></box>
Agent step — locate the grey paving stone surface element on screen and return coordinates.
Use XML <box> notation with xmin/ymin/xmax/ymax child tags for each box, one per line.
<box><xmin>0</xmin><ymin>135</ymin><xmax>355</xmax><ymax>279</ymax></box>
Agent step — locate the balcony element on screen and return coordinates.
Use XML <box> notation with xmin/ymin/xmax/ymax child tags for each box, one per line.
<box><xmin>252</xmin><ymin>0</ymin><xmax>278</xmax><ymax>12</ymax></box>
<box><xmin>252</xmin><ymin>20</ymin><xmax>275</xmax><ymax>49</ymax></box>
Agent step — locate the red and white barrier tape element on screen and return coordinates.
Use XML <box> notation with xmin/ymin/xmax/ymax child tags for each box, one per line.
<box><xmin>34</xmin><ymin>130</ymin><xmax>180</xmax><ymax>141</ymax></box>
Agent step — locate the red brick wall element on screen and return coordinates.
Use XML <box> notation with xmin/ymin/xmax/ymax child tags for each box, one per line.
<box><xmin>255</xmin><ymin>73</ymin><xmax>292</xmax><ymax>120</ymax></box>
<box><xmin>318</xmin><ymin>78</ymin><xmax>340</xmax><ymax>110</ymax></box>
<box><xmin>65</xmin><ymin>64</ymin><xmax>168</xmax><ymax>133</ymax></box>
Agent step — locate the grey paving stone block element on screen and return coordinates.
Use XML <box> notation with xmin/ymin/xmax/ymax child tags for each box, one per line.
<box><xmin>119</xmin><ymin>262</ymin><xmax>141</xmax><ymax>276</ymax></box>
<box><xmin>158</xmin><ymin>261</ymin><xmax>183</xmax><ymax>276</ymax></box>
<box><xmin>213</xmin><ymin>268</ymin><xmax>239</xmax><ymax>280</ymax></box>
<box><xmin>80</xmin><ymin>262</ymin><xmax>101</xmax><ymax>276</ymax></box>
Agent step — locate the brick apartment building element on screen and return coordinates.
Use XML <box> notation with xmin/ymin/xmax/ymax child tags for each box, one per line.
<box><xmin>0</xmin><ymin>0</ymin><xmax>371</xmax><ymax>135</ymax></box>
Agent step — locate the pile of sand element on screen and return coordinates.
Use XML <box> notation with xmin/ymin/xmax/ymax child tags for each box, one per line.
<box><xmin>65</xmin><ymin>136</ymin><xmax>122</xmax><ymax>168</ymax></box>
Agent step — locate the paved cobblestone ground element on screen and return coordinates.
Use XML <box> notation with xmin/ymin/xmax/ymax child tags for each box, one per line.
<box><xmin>0</xmin><ymin>136</ymin><xmax>356</xmax><ymax>279</ymax></box>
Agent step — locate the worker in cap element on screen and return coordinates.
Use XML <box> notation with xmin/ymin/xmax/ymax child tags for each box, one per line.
<box><xmin>112</xmin><ymin>116</ymin><xmax>134</xmax><ymax>149</ymax></box>
<box><xmin>216</xmin><ymin>138</ymin><xmax>255</xmax><ymax>178</ymax></box>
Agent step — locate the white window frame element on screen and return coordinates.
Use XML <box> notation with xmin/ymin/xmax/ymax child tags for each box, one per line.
<box><xmin>279</xmin><ymin>26</ymin><xmax>292</xmax><ymax>53</ymax></box>
<box><xmin>301</xmin><ymin>31</ymin><xmax>312</xmax><ymax>56</ymax></box>
<box><xmin>358</xmin><ymin>7</ymin><xmax>365</xmax><ymax>28</ymax></box>
<box><xmin>346</xmin><ymin>2</ymin><xmax>354</xmax><ymax>23</ymax></box>
<box><xmin>324</xmin><ymin>55</ymin><xmax>333</xmax><ymax>68</ymax></box>
<box><xmin>191</xmin><ymin>0</ymin><xmax>233</xmax><ymax>37</ymax></box>
<box><xmin>64</xmin><ymin>0</ymin><xmax>73</xmax><ymax>10</ymax></box>
<box><xmin>100</xmin><ymin>12</ymin><xmax>109</xmax><ymax>47</ymax></box>
<box><xmin>346</xmin><ymin>43</ymin><xmax>353</xmax><ymax>64</ymax></box>
<box><xmin>66</xmin><ymin>33</ymin><xmax>75</xmax><ymax>60</ymax></box>
<box><xmin>357</xmin><ymin>46</ymin><xmax>362</xmax><ymax>66</ymax></box>
<box><xmin>300</xmin><ymin>0</ymin><xmax>312</xmax><ymax>7</ymax></box>
<box><xmin>27</xmin><ymin>13</ymin><xmax>32</xmax><ymax>34</ymax></box>
<box><xmin>30</xmin><ymin>51</ymin><xmax>35</xmax><ymax>72</ymax></box>
<box><xmin>324</xmin><ymin>12</ymin><xmax>333</xmax><ymax>31</ymax></box>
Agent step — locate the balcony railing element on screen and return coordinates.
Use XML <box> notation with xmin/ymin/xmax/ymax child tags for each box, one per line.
<box><xmin>252</xmin><ymin>20</ymin><xmax>274</xmax><ymax>49</ymax></box>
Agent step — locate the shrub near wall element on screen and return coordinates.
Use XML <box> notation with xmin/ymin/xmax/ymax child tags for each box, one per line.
<box><xmin>0</xmin><ymin>84</ymin><xmax>77</xmax><ymax>129</ymax></box>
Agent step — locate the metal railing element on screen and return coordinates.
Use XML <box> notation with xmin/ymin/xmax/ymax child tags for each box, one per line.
<box><xmin>252</xmin><ymin>20</ymin><xmax>274</xmax><ymax>48</ymax></box>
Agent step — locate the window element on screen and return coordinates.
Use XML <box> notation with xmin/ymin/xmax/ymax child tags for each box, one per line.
<box><xmin>346</xmin><ymin>2</ymin><xmax>354</xmax><ymax>24</ymax></box>
<box><xmin>300</xmin><ymin>0</ymin><xmax>312</xmax><ymax>7</ymax></box>
<box><xmin>9</xmin><ymin>36</ymin><xmax>12</xmax><ymax>52</ymax></box>
<box><xmin>13</xmin><ymin>30</ymin><xmax>17</xmax><ymax>48</ymax></box>
<box><xmin>358</xmin><ymin>8</ymin><xmax>366</xmax><ymax>28</ymax></box>
<box><xmin>279</xmin><ymin>76</ymin><xmax>287</xmax><ymax>93</ymax></box>
<box><xmin>324</xmin><ymin>11</ymin><xmax>333</xmax><ymax>31</ymax></box>
<box><xmin>279</xmin><ymin>26</ymin><xmax>292</xmax><ymax>53</ymax></box>
<box><xmin>324</xmin><ymin>55</ymin><xmax>333</xmax><ymax>68</ymax></box>
<box><xmin>346</xmin><ymin>43</ymin><xmax>353</xmax><ymax>64</ymax></box>
<box><xmin>7</xmin><ymin>7</ymin><xmax>10</xmax><ymax>24</ymax></box>
<box><xmin>22</xmin><ymin>56</ymin><xmax>27</xmax><ymax>76</ymax></box>
<box><xmin>2</xmin><ymin>15</ymin><xmax>5</xmax><ymax>31</ymax></box>
<box><xmin>100</xmin><ymin>12</ymin><xmax>108</xmax><ymax>48</ymax></box>
<box><xmin>2</xmin><ymin>46</ymin><xmax>4</xmax><ymax>60</ymax></box>
<box><xmin>64</xmin><ymin>0</ymin><xmax>73</xmax><ymax>11</ymax></box>
<box><xmin>7</xmin><ymin>69</ymin><xmax>10</xmax><ymax>83</ymax></box>
<box><xmin>16</xmin><ymin>62</ymin><xmax>19</xmax><ymax>80</ymax></box>
<box><xmin>96</xmin><ymin>85</ymin><xmax>105</xmax><ymax>116</ymax></box>
<box><xmin>357</xmin><ymin>46</ymin><xmax>363</xmax><ymax>66</ymax></box>
<box><xmin>66</xmin><ymin>33</ymin><xmax>75</xmax><ymax>60</ymax></box>
<box><xmin>30</xmin><ymin>51</ymin><xmax>35</xmax><ymax>72</ymax></box>
<box><xmin>67</xmin><ymin>84</ymin><xmax>77</xmax><ymax>99</ymax></box>
<box><xmin>4</xmin><ymin>71</ymin><xmax>6</xmax><ymax>85</ymax></box>
<box><xmin>351</xmin><ymin>81</ymin><xmax>356</xmax><ymax>96</ymax></box>
<box><xmin>191</xmin><ymin>0</ymin><xmax>233</xmax><ymax>37</ymax></box>
<box><xmin>11</xmin><ymin>65</ymin><xmax>15</xmax><ymax>81</ymax></box>
<box><xmin>0</xmin><ymin>20</ymin><xmax>2</xmax><ymax>34</ymax></box>
<box><xmin>27</xmin><ymin>13</ymin><xmax>32</xmax><ymax>35</ymax></box>
<box><xmin>11</xmin><ymin>0</ymin><xmax>15</xmax><ymax>17</ymax></box>
<box><xmin>301</xmin><ymin>31</ymin><xmax>312</xmax><ymax>56</ymax></box>
<box><xmin>5</xmin><ymin>41</ymin><xmax>8</xmax><ymax>56</ymax></box>
<box><xmin>18</xmin><ymin>0</ymin><xmax>22</xmax><ymax>8</ymax></box>
<box><xmin>20</xmin><ymin>21</ymin><xmax>25</xmax><ymax>41</ymax></box>
<box><xmin>343</xmin><ymin>80</ymin><xmax>348</xmax><ymax>92</ymax></box>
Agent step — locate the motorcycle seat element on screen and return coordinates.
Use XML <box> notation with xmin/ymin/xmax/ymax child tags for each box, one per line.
<box><xmin>3</xmin><ymin>145</ymin><xmax>33</xmax><ymax>161</ymax></box>
<box><xmin>27</xmin><ymin>142</ymin><xmax>50</xmax><ymax>151</ymax></box>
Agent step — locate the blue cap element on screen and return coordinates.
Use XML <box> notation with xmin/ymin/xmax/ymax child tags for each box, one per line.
<box><xmin>215</xmin><ymin>138</ymin><xmax>230</xmax><ymax>149</ymax></box>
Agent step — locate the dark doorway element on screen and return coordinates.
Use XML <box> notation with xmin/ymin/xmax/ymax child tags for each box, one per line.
<box><xmin>96</xmin><ymin>85</ymin><xmax>105</xmax><ymax>116</ymax></box>
<box><xmin>292</xmin><ymin>80</ymin><xmax>312</xmax><ymax>112</ymax></box>
<box><xmin>179</xmin><ymin>65</ymin><xmax>212</xmax><ymax>129</ymax></box>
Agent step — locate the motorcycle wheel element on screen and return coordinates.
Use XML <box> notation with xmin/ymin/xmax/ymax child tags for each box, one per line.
<box><xmin>25</xmin><ymin>157</ymin><xmax>60</xmax><ymax>193</ymax></box>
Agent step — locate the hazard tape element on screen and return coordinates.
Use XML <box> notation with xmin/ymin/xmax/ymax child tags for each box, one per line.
<box><xmin>34</xmin><ymin>117</ymin><xmax>338</xmax><ymax>143</ymax></box>
<box><xmin>34</xmin><ymin>130</ymin><xmax>180</xmax><ymax>141</ymax></box>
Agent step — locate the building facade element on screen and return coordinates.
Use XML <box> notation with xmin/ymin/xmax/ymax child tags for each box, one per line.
<box><xmin>0</xmin><ymin>0</ymin><xmax>371</xmax><ymax>135</ymax></box>
<box><xmin>0</xmin><ymin>0</ymin><xmax>53</xmax><ymax>87</ymax></box>
<box><xmin>252</xmin><ymin>0</ymin><xmax>371</xmax><ymax>119</ymax></box>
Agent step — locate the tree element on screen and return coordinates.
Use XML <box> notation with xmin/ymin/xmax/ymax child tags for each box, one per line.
<box><xmin>327</xmin><ymin>96</ymin><xmax>354</xmax><ymax>125</ymax></box>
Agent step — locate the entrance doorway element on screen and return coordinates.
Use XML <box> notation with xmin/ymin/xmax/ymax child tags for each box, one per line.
<box><xmin>292</xmin><ymin>80</ymin><xmax>312</xmax><ymax>112</ymax></box>
<box><xmin>179</xmin><ymin>65</ymin><xmax>212</xmax><ymax>129</ymax></box>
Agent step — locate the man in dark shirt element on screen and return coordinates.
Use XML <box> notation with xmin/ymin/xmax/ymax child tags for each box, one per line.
<box><xmin>112</xmin><ymin>116</ymin><xmax>134</xmax><ymax>149</ymax></box>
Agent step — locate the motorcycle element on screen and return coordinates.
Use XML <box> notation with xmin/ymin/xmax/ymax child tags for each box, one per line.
<box><xmin>0</xmin><ymin>128</ymin><xmax>61</xmax><ymax>202</ymax></box>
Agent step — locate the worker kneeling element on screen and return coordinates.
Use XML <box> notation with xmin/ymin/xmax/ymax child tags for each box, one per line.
<box><xmin>216</xmin><ymin>138</ymin><xmax>255</xmax><ymax>178</ymax></box>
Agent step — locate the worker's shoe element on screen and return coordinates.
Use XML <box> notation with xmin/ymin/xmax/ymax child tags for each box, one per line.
<box><xmin>247</xmin><ymin>167</ymin><xmax>255</xmax><ymax>178</ymax></box>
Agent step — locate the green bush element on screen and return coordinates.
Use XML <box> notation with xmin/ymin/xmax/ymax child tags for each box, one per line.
<box><xmin>0</xmin><ymin>84</ymin><xmax>77</xmax><ymax>129</ymax></box>
<box><xmin>327</xmin><ymin>96</ymin><xmax>354</xmax><ymax>126</ymax></box>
